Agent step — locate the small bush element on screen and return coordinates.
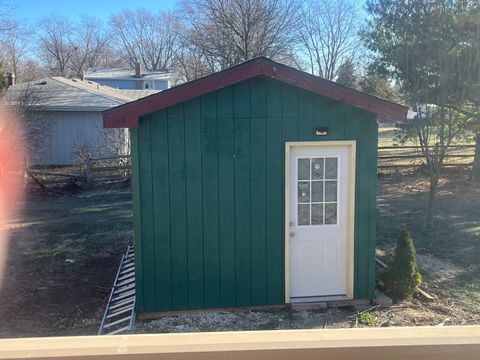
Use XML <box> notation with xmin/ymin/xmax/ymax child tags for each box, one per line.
<box><xmin>381</xmin><ymin>225</ymin><xmax>422</xmax><ymax>300</ymax></box>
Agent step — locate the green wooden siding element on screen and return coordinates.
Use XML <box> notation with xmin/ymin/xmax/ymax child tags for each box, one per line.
<box><xmin>132</xmin><ymin>77</ymin><xmax>378</xmax><ymax>314</ymax></box>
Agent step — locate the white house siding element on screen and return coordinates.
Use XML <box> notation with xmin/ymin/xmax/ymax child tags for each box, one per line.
<box><xmin>32</xmin><ymin>111</ymin><xmax>127</xmax><ymax>166</ymax></box>
<box><xmin>153</xmin><ymin>80</ymin><xmax>168</xmax><ymax>90</ymax></box>
<box><xmin>92</xmin><ymin>79</ymin><xmax>136</xmax><ymax>89</ymax></box>
<box><xmin>90</xmin><ymin>78</ymin><xmax>169</xmax><ymax>91</ymax></box>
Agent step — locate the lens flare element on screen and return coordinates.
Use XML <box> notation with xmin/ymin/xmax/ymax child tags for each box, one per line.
<box><xmin>0</xmin><ymin>107</ymin><xmax>25</xmax><ymax>291</ymax></box>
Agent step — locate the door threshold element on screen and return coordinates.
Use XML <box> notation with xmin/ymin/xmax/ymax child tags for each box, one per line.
<box><xmin>289</xmin><ymin>294</ymin><xmax>348</xmax><ymax>303</ymax></box>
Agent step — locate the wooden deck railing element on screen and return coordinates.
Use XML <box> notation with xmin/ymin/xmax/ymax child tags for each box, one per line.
<box><xmin>1</xmin><ymin>326</ymin><xmax>480</xmax><ymax>360</ymax></box>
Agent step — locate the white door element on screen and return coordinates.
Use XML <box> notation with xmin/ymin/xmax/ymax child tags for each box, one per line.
<box><xmin>288</xmin><ymin>143</ymin><xmax>354</xmax><ymax>301</ymax></box>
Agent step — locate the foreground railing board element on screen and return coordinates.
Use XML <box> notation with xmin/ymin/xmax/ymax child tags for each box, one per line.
<box><xmin>1</xmin><ymin>326</ymin><xmax>480</xmax><ymax>360</ymax></box>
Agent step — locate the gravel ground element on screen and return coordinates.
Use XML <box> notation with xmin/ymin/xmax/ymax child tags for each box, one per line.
<box><xmin>133</xmin><ymin>307</ymin><xmax>357</xmax><ymax>333</ymax></box>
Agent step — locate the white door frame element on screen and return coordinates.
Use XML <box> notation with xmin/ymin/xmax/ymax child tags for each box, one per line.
<box><xmin>284</xmin><ymin>141</ymin><xmax>356</xmax><ymax>303</ymax></box>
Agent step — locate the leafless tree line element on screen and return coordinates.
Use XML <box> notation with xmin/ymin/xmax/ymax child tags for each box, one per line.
<box><xmin>2</xmin><ymin>81</ymin><xmax>51</xmax><ymax>167</ymax></box>
<box><xmin>0</xmin><ymin>0</ymin><xmax>363</xmax><ymax>85</ymax></box>
<box><xmin>110</xmin><ymin>8</ymin><xmax>178</xmax><ymax>71</ymax></box>
<box><xmin>299</xmin><ymin>0</ymin><xmax>361</xmax><ymax>80</ymax></box>
<box><xmin>36</xmin><ymin>15</ymin><xmax>111</xmax><ymax>79</ymax></box>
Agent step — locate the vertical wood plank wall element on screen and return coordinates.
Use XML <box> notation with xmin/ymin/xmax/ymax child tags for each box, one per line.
<box><xmin>131</xmin><ymin>77</ymin><xmax>378</xmax><ymax>313</ymax></box>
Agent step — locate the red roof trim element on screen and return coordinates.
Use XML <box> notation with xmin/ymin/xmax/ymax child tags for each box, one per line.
<box><xmin>103</xmin><ymin>57</ymin><xmax>407</xmax><ymax>128</ymax></box>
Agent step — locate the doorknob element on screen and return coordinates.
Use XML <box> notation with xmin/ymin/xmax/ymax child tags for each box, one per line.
<box><xmin>289</xmin><ymin>231</ymin><xmax>295</xmax><ymax>238</ymax></box>
<box><xmin>289</xmin><ymin>221</ymin><xmax>295</xmax><ymax>227</ymax></box>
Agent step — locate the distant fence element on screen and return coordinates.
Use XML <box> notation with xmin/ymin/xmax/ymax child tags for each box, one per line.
<box><xmin>27</xmin><ymin>155</ymin><xmax>131</xmax><ymax>190</ymax></box>
<box><xmin>25</xmin><ymin>145</ymin><xmax>477</xmax><ymax>189</ymax></box>
<box><xmin>378</xmin><ymin>145</ymin><xmax>475</xmax><ymax>172</ymax></box>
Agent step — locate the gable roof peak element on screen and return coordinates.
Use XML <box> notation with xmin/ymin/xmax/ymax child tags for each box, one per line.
<box><xmin>104</xmin><ymin>57</ymin><xmax>407</xmax><ymax>128</ymax></box>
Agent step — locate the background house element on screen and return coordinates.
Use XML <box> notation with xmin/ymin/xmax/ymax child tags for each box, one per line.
<box><xmin>7</xmin><ymin>77</ymin><xmax>157</xmax><ymax>166</ymax></box>
<box><xmin>104</xmin><ymin>58</ymin><xmax>407</xmax><ymax>315</ymax></box>
<box><xmin>84</xmin><ymin>63</ymin><xmax>171</xmax><ymax>91</ymax></box>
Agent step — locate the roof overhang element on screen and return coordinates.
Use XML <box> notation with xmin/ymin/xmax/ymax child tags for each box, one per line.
<box><xmin>103</xmin><ymin>57</ymin><xmax>408</xmax><ymax>128</ymax></box>
<box><xmin>35</xmin><ymin>106</ymin><xmax>113</xmax><ymax>112</ymax></box>
<box><xmin>2</xmin><ymin>104</ymin><xmax>112</xmax><ymax>113</ymax></box>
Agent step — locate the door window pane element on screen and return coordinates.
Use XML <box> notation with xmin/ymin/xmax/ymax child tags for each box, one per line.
<box><xmin>298</xmin><ymin>204</ymin><xmax>310</xmax><ymax>225</ymax></box>
<box><xmin>325</xmin><ymin>203</ymin><xmax>337</xmax><ymax>224</ymax></box>
<box><xmin>325</xmin><ymin>181</ymin><xmax>337</xmax><ymax>202</ymax></box>
<box><xmin>311</xmin><ymin>204</ymin><xmax>324</xmax><ymax>225</ymax></box>
<box><xmin>311</xmin><ymin>158</ymin><xmax>324</xmax><ymax>180</ymax></box>
<box><xmin>297</xmin><ymin>182</ymin><xmax>310</xmax><ymax>203</ymax></box>
<box><xmin>296</xmin><ymin>156</ymin><xmax>339</xmax><ymax>226</ymax></box>
<box><xmin>325</xmin><ymin>158</ymin><xmax>338</xmax><ymax>179</ymax></box>
<box><xmin>311</xmin><ymin>181</ymin><xmax>324</xmax><ymax>202</ymax></box>
<box><xmin>298</xmin><ymin>159</ymin><xmax>310</xmax><ymax>180</ymax></box>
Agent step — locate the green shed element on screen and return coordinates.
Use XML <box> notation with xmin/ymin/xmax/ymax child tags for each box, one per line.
<box><xmin>104</xmin><ymin>58</ymin><xmax>407</xmax><ymax>316</ymax></box>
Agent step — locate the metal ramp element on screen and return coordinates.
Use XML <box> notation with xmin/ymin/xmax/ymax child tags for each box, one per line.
<box><xmin>98</xmin><ymin>245</ymin><xmax>136</xmax><ymax>335</ymax></box>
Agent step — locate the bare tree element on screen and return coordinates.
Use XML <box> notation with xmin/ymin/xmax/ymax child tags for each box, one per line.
<box><xmin>37</xmin><ymin>15</ymin><xmax>74</xmax><ymax>77</ymax></box>
<box><xmin>17</xmin><ymin>59</ymin><xmax>46</xmax><ymax>83</ymax></box>
<box><xmin>299</xmin><ymin>0</ymin><xmax>361</xmax><ymax>80</ymax></box>
<box><xmin>0</xmin><ymin>20</ymin><xmax>31</xmax><ymax>81</ymax></box>
<box><xmin>173</xmin><ymin>45</ymin><xmax>211</xmax><ymax>84</ymax></box>
<box><xmin>172</xmin><ymin>23</ymin><xmax>212</xmax><ymax>84</ymax></box>
<box><xmin>69</xmin><ymin>16</ymin><xmax>110</xmax><ymax>79</ymax></box>
<box><xmin>0</xmin><ymin>0</ymin><xmax>14</xmax><ymax>32</ymax></box>
<box><xmin>96</xmin><ymin>46</ymin><xmax>130</xmax><ymax>68</ymax></box>
<box><xmin>98</xmin><ymin>126</ymin><xmax>130</xmax><ymax>159</ymax></box>
<box><xmin>179</xmin><ymin>0</ymin><xmax>300</xmax><ymax>72</ymax></box>
<box><xmin>3</xmin><ymin>82</ymin><xmax>51</xmax><ymax>166</ymax></box>
<box><xmin>72</xmin><ymin>126</ymin><xmax>131</xmax><ymax>186</ymax></box>
<box><xmin>110</xmin><ymin>8</ymin><xmax>178</xmax><ymax>70</ymax></box>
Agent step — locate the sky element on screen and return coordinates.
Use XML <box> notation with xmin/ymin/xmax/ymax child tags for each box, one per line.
<box><xmin>11</xmin><ymin>0</ymin><xmax>371</xmax><ymax>26</ymax></box>
<box><xmin>13</xmin><ymin>0</ymin><xmax>177</xmax><ymax>23</ymax></box>
<box><xmin>13</xmin><ymin>0</ymin><xmax>368</xmax><ymax>24</ymax></box>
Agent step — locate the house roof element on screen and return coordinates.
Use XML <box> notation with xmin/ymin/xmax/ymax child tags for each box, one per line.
<box><xmin>85</xmin><ymin>67</ymin><xmax>171</xmax><ymax>81</ymax></box>
<box><xmin>7</xmin><ymin>77</ymin><xmax>159</xmax><ymax>112</ymax></box>
<box><xmin>103</xmin><ymin>57</ymin><xmax>408</xmax><ymax>128</ymax></box>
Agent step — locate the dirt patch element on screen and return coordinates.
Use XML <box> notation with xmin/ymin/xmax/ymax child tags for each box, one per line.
<box><xmin>376</xmin><ymin>169</ymin><xmax>480</xmax><ymax>326</ymax></box>
<box><xmin>416</xmin><ymin>254</ymin><xmax>463</xmax><ymax>283</ymax></box>
<box><xmin>0</xmin><ymin>190</ymin><xmax>133</xmax><ymax>338</ymax></box>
